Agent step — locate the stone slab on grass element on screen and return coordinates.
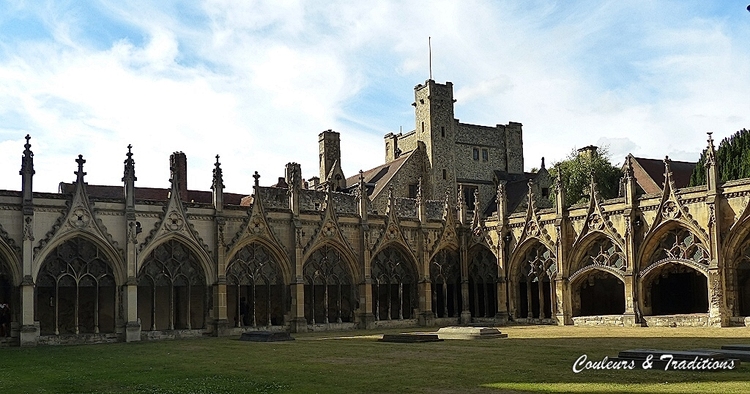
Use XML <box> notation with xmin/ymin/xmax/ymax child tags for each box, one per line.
<box><xmin>693</xmin><ymin>348</ymin><xmax>750</xmax><ymax>362</ymax></box>
<box><xmin>721</xmin><ymin>344</ymin><xmax>750</xmax><ymax>351</ymax></box>
<box><xmin>380</xmin><ymin>333</ymin><xmax>443</xmax><ymax>343</ymax></box>
<box><xmin>239</xmin><ymin>331</ymin><xmax>295</xmax><ymax>342</ymax></box>
<box><xmin>436</xmin><ymin>326</ymin><xmax>508</xmax><ymax>340</ymax></box>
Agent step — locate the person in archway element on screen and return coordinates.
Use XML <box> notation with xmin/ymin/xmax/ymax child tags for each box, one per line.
<box><xmin>0</xmin><ymin>303</ymin><xmax>9</xmax><ymax>337</ymax></box>
<box><xmin>239</xmin><ymin>297</ymin><xmax>248</xmax><ymax>327</ymax></box>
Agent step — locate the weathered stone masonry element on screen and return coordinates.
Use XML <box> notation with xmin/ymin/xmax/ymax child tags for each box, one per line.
<box><xmin>1</xmin><ymin>82</ymin><xmax>749</xmax><ymax>347</ymax></box>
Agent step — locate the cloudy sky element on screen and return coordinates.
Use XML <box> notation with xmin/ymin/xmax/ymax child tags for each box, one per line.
<box><xmin>1</xmin><ymin>1</ymin><xmax>749</xmax><ymax>194</ymax></box>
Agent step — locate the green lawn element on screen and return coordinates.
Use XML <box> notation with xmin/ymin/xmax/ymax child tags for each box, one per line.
<box><xmin>2</xmin><ymin>326</ymin><xmax>750</xmax><ymax>393</ymax></box>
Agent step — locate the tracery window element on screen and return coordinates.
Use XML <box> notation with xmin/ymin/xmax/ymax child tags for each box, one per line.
<box><xmin>431</xmin><ymin>249</ymin><xmax>461</xmax><ymax>318</ymax></box>
<box><xmin>36</xmin><ymin>238</ymin><xmax>116</xmax><ymax>335</ymax></box>
<box><xmin>303</xmin><ymin>245</ymin><xmax>354</xmax><ymax>324</ymax></box>
<box><xmin>573</xmin><ymin>238</ymin><xmax>625</xmax><ymax>276</ymax></box>
<box><xmin>137</xmin><ymin>240</ymin><xmax>206</xmax><ymax>331</ymax></box>
<box><xmin>468</xmin><ymin>247</ymin><xmax>497</xmax><ymax>318</ymax></box>
<box><xmin>649</xmin><ymin>228</ymin><xmax>709</xmax><ymax>267</ymax></box>
<box><xmin>226</xmin><ymin>243</ymin><xmax>284</xmax><ymax>327</ymax></box>
<box><xmin>371</xmin><ymin>247</ymin><xmax>416</xmax><ymax>320</ymax></box>
<box><xmin>517</xmin><ymin>243</ymin><xmax>556</xmax><ymax>320</ymax></box>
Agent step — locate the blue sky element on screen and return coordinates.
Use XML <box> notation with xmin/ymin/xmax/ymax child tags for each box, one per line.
<box><xmin>1</xmin><ymin>1</ymin><xmax>749</xmax><ymax>193</ymax></box>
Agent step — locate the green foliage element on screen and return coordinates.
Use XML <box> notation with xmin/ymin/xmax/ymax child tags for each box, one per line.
<box><xmin>549</xmin><ymin>146</ymin><xmax>622</xmax><ymax>207</ymax></box>
<box><xmin>690</xmin><ymin>129</ymin><xmax>750</xmax><ymax>186</ymax></box>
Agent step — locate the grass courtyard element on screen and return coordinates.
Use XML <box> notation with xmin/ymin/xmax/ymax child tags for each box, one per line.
<box><xmin>2</xmin><ymin>325</ymin><xmax>750</xmax><ymax>393</ymax></box>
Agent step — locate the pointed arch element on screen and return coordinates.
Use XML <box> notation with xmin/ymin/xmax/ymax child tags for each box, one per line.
<box><xmin>34</xmin><ymin>231</ymin><xmax>125</xmax><ymax>286</ymax></box>
<box><xmin>302</xmin><ymin>239</ymin><xmax>361</xmax><ymax>282</ymax></box>
<box><xmin>137</xmin><ymin>238</ymin><xmax>208</xmax><ymax>331</ymax></box>
<box><xmin>34</xmin><ymin>236</ymin><xmax>118</xmax><ymax>335</ymax></box>
<box><xmin>508</xmin><ymin>239</ymin><xmax>556</xmax><ymax>321</ymax></box>
<box><xmin>568</xmin><ymin>233</ymin><xmax>626</xmax><ymax>282</ymax></box>
<box><xmin>225</xmin><ymin>241</ymin><xmax>288</xmax><ymax>328</ymax></box>
<box><xmin>0</xmin><ymin>238</ymin><xmax>21</xmax><ymax>287</ymax></box>
<box><xmin>226</xmin><ymin>236</ymin><xmax>292</xmax><ymax>285</ymax></box>
<box><xmin>370</xmin><ymin>244</ymin><xmax>418</xmax><ymax>321</ymax></box>
<box><xmin>303</xmin><ymin>243</ymin><xmax>356</xmax><ymax>324</ymax></box>
<box><xmin>467</xmin><ymin>244</ymin><xmax>498</xmax><ymax>318</ymax></box>
<box><xmin>638</xmin><ymin>223</ymin><xmax>710</xmax><ymax>277</ymax></box>
<box><xmin>429</xmin><ymin>246</ymin><xmax>461</xmax><ymax>318</ymax></box>
<box><xmin>138</xmin><ymin>232</ymin><xmax>215</xmax><ymax>286</ymax></box>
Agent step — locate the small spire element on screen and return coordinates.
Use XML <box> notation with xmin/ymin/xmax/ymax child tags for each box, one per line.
<box><xmin>473</xmin><ymin>188</ymin><xmax>480</xmax><ymax>213</ymax></box>
<box><xmin>663</xmin><ymin>156</ymin><xmax>674</xmax><ymax>189</ymax></box>
<box><xmin>20</xmin><ymin>134</ymin><xmax>35</xmax><ymax>176</ymax></box>
<box><xmin>75</xmin><ymin>154</ymin><xmax>86</xmax><ymax>184</ymax></box>
<box><xmin>540</xmin><ymin>157</ymin><xmax>545</xmax><ymax>170</ymax></box>
<box><xmin>123</xmin><ymin>144</ymin><xmax>136</xmax><ymax>182</ymax></box>
<box><xmin>705</xmin><ymin>132</ymin><xmax>716</xmax><ymax>166</ymax></box>
<box><xmin>623</xmin><ymin>155</ymin><xmax>634</xmax><ymax>180</ymax></box>
<box><xmin>416</xmin><ymin>176</ymin><xmax>423</xmax><ymax>204</ymax></box>
<box><xmin>212</xmin><ymin>154</ymin><xmax>224</xmax><ymax>190</ymax></box>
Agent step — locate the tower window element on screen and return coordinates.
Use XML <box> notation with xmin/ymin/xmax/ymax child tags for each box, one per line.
<box><xmin>408</xmin><ymin>184</ymin><xmax>418</xmax><ymax>198</ymax></box>
<box><xmin>421</xmin><ymin>122</ymin><xmax>425</xmax><ymax>134</ymax></box>
<box><xmin>542</xmin><ymin>188</ymin><xmax>549</xmax><ymax>197</ymax></box>
<box><xmin>482</xmin><ymin>149</ymin><xmax>489</xmax><ymax>162</ymax></box>
<box><xmin>441</xmin><ymin>126</ymin><xmax>445</xmax><ymax>137</ymax></box>
<box><xmin>442</xmin><ymin>169</ymin><xmax>447</xmax><ymax>180</ymax></box>
<box><xmin>473</xmin><ymin>148</ymin><xmax>479</xmax><ymax>161</ymax></box>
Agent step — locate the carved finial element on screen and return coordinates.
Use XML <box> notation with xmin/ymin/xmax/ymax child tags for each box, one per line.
<box><xmin>20</xmin><ymin>134</ymin><xmax>35</xmax><ymax>177</ymax></box>
<box><xmin>212</xmin><ymin>154</ymin><xmax>224</xmax><ymax>190</ymax></box>
<box><xmin>75</xmin><ymin>154</ymin><xmax>86</xmax><ymax>183</ymax></box>
<box><xmin>497</xmin><ymin>182</ymin><xmax>506</xmax><ymax>202</ymax></box>
<box><xmin>253</xmin><ymin>171</ymin><xmax>260</xmax><ymax>189</ymax></box>
<box><xmin>473</xmin><ymin>188</ymin><xmax>480</xmax><ymax>212</ymax></box>
<box><xmin>358</xmin><ymin>169</ymin><xmax>364</xmax><ymax>184</ymax></box>
<box><xmin>624</xmin><ymin>155</ymin><xmax>634</xmax><ymax>180</ymax></box>
<box><xmin>123</xmin><ymin>144</ymin><xmax>136</xmax><ymax>182</ymax></box>
<box><xmin>706</xmin><ymin>132</ymin><xmax>716</xmax><ymax>167</ymax></box>
<box><xmin>540</xmin><ymin>157</ymin><xmax>545</xmax><ymax>170</ymax></box>
<box><xmin>663</xmin><ymin>156</ymin><xmax>674</xmax><ymax>189</ymax></box>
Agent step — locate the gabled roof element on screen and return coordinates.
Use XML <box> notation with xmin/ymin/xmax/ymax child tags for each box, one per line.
<box><xmin>628</xmin><ymin>155</ymin><xmax>696</xmax><ymax>194</ymax></box>
<box><xmin>345</xmin><ymin>151</ymin><xmax>414</xmax><ymax>199</ymax></box>
<box><xmin>483</xmin><ymin>171</ymin><xmax>539</xmax><ymax>216</ymax></box>
<box><xmin>58</xmin><ymin>183</ymin><xmax>247</xmax><ymax>205</ymax></box>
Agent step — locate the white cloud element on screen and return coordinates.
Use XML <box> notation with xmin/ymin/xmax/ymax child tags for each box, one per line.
<box><xmin>0</xmin><ymin>1</ymin><xmax>749</xmax><ymax>194</ymax></box>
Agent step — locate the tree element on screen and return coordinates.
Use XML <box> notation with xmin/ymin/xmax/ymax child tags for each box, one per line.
<box><xmin>690</xmin><ymin>129</ymin><xmax>750</xmax><ymax>186</ymax></box>
<box><xmin>548</xmin><ymin>146</ymin><xmax>622</xmax><ymax>207</ymax></box>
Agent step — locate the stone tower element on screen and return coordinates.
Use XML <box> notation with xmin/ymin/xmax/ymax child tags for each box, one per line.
<box><xmin>414</xmin><ymin>80</ymin><xmax>456</xmax><ymax>199</ymax></box>
<box><xmin>318</xmin><ymin>129</ymin><xmax>346</xmax><ymax>190</ymax></box>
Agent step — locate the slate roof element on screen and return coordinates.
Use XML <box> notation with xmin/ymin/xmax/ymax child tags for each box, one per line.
<box><xmin>57</xmin><ymin>183</ymin><xmax>247</xmax><ymax>205</ymax></box>
<box><xmin>628</xmin><ymin>155</ymin><xmax>696</xmax><ymax>194</ymax></box>
<box><xmin>344</xmin><ymin>151</ymin><xmax>413</xmax><ymax>199</ymax></box>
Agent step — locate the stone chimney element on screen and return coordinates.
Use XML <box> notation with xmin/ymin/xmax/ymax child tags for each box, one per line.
<box><xmin>170</xmin><ymin>151</ymin><xmax>188</xmax><ymax>201</ymax></box>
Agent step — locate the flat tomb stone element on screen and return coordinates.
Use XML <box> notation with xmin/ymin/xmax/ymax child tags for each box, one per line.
<box><xmin>239</xmin><ymin>331</ymin><xmax>294</xmax><ymax>342</ymax></box>
<box><xmin>721</xmin><ymin>344</ymin><xmax>750</xmax><ymax>351</ymax></box>
<box><xmin>380</xmin><ymin>333</ymin><xmax>443</xmax><ymax>343</ymax></box>
<box><xmin>436</xmin><ymin>326</ymin><xmax>508</xmax><ymax>340</ymax></box>
<box><xmin>693</xmin><ymin>348</ymin><xmax>750</xmax><ymax>362</ymax></box>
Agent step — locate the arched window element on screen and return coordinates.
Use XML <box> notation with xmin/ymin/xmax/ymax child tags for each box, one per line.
<box><xmin>517</xmin><ymin>243</ymin><xmax>556</xmax><ymax>320</ymax></box>
<box><xmin>303</xmin><ymin>245</ymin><xmax>354</xmax><ymax>324</ymax></box>
<box><xmin>226</xmin><ymin>243</ymin><xmax>284</xmax><ymax>327</ymax></box>
<box><xmin>431</xmin><ymin>249</ymin><xmax>461</xmax><ymax>318</ymax></box>
<box><xmin>35</xmin><ymin>238</ymin><xmax>116</xmax><ymax>335</ymax></box>
<box><xmin>468</xmin><ymin>247</ymin><xmax>497</xmax><ymax>318</ymax></box>
<box><xmin>371</xmin><ymin>247</ymin><xmax>417</xmax><ymax>320</ymax></box>
<box><xmin>138</xmin><ymin>240</ymin><xmax>206</xmax><ymax>331</ymax></box>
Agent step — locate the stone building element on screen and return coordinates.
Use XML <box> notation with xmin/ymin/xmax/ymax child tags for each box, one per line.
<box><xmin>0</xmin><ymin>79</ymin><xmax>749</xmax><ymax>347</ymax></box>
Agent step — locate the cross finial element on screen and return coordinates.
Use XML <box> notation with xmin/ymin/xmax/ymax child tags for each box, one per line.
<box><xmin>75</xmin><ymin>154</ymin><xmax>87</xmax><ymax>183</ymax></box>
<box><xmin>24</xmin><ymin>134</ymin><xmax>31</xmax><ymax>151</ymax></box>
<box><xmin>253</xmin><ymin>171</ymin><xmax>260</xmax><ymax>188</ymax></box>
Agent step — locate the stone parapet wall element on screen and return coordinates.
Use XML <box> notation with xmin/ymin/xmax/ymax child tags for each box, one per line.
<box><xmin>643</xmin><ymin>314</ymin><xmax>709</xmax><ymax>327</ymax></box>
<box><xmin>572</xmin><ymin>315</ymin><xmax>625</xmax><ymax>327</ymax></box>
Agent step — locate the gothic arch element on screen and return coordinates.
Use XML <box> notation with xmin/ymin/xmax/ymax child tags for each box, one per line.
<box><xmin>467</xmin><ymin>244</ymin><xmax>498</xmax><ymax>319</ymax></box>
<box><xmin>638</xmin><ymin>221</ymin><xmax>710</xmax><ymax>274</ymax></box>
<box><xmin>509</xmin><ymin>240</ymin><xmax>556</xmax><ymax>321</ymax></box>
<box><xmin>370</xmin><ymin>244</ymin><xmax>418</xmax><ymax>320</ymax></box>
<box><xmin>137</xmin><ymin>239</ymin><xmax>208</xmax><ymax>331</ymax></box>
<box><xmin>226</xmin><ymin>241</ymin><xmax>287</xmax><ymax>327</ymax></box>
<box><xmin>226</xmin><ymin>236</ymin><xmax>292</xmax><ymax>285</ymax></box>
<box><xmin>34</xmin><ymin>237</ymin><xmax>118</xmax><ymax>335</ymax></box>
<box><xmin>429</xmin><ymin>246</ymin><xmax>461</xmax><ymax>318</ymax></box>
<box><xmin>138</xmin><ymin>233</ymin><xmax>215</xmax><ymax>286</ymax></box>
<box><xmin>303</xmin><ymin>243</ymin><xmax>356</xmax><ymax>324</ymax></box>
<box><xmin>638</xmin><ymin>223</ymin><xmax>710</xmax><ymax>278</ymax></box>
<box><xmin>0</xmin><ymin>239</ymin><xmax>21</xmax><ymax>286</ymax></box>
<box><xmin>568</xmin><ymin>234</ymin><xmax>626</xmax><ymax>283</ymax></box>
<box><xmin>33</xmin><ymin>232</ymin><xmax>125</xmax><ymax>286</ymax></box>
<box><xmin>302</xmin><ymin>239</ymin><xmax>360</xmax><ymax>282</ymax></box>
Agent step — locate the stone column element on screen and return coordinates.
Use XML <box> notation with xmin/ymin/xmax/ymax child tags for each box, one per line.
<box><xmin>459</xmin><ymin>234</ymin><xmax>471</xmax><ymax>324</ymax></box>
<box><xmin>19</xmin><ymin>135</ymin><xmax>39</xmax><ymax>346</ymax></box>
